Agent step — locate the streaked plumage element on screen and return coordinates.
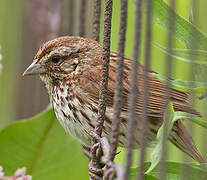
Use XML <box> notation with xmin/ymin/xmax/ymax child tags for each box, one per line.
<box><xmin>23</xmin><ymin>36</ymin><xmax>206</xmax><ymax>163</ymax></box>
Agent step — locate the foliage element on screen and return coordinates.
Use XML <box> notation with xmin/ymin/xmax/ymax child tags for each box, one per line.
<box><xmin>154</xmin><ymin>43</ymin><xmax>207</xmax><ymax>65</ymax></box>
<box><xmin>0</xmin><ymin>108</ymin><xmax>88</xmax><ymax>180</ymax></box>
<box><xmin>151</xmin><ymin>72</ymin><xmax>207</xmax><ymax>93</ymax></box>
<box><xmin>151</xmin><ymin>0</ymin><xmax>207</xmax><ymax>50</ymax></box>
<box><xmin>145</xmin><ymin>103</ymin><xmax>175</xmax><ymax>174</ymax></box>
<box><xmin>151</xmin><ymin>0</ymin><xmax>207</xmax><ymax>86</ymax></box>
<box><xmin>130</xmin><ymin>162</ymin><xmax>207</xmax><ymax>180</ymax></box>
<box><xmin>146</xmin><ymin>103</ymin><xmax>207</xmax><ymax>174</ymax></box>
<box><xmin>0</xmin><ymin>0</ymin><xmax>207</xmax><ymax>179</ymax></box>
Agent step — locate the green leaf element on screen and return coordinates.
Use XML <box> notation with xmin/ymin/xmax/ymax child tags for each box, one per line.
<box><xmin>130</xmin><ymin>162</ymin><xmax>207</xmax><ymax>179</ymax></box>
<box><xmin>151</xmin><ymin>72</ymin><xmax>207</xmax><ymax>93</ymax></box>
<box><xmin>145</xmin><ymin>103</ymin><xmax>175</xmax><ymax>174</ymax></box>
<box><xmin>189</xmin><ymin>7</ymin><xmax>195</xmax><ymax>24</ymax></box>
<box><xmin>144</xmin><ymin>161</ymin><xmax>207</xmax><ymax>179</ymax></box>
<box><xmin>132</xmin><ymin>0</ymin><xmax>207</xmax><ymax>90</ymax></box>
<box><xmin>0</xmin><ymin>108</ymin><xmax>89</xmax><ymax>180</ymax></box>
<box><xmin>144</xmin><ymin>103</ymin><xmax>207</xmax><ymax>174</ymax></box>
<box><xmin>152</xmin><ymin>0</ymin><xmax>207</xmax><ymax>50</ymax></box>
<box><xmin>151</xmin><ymin>0</ymin><xmax>207</xmax><ymax>90</ymax></box>
<box><xmin>129</xmin><ymin>167</ymin><xmax>157</xmax><ymax>180</ymax></box>
<box><xmin>173</xmin><ymin>111</ymin><xmax>207</xmax><ymax>129</ymax></box>
<box><xmin>154</xmin><ymin>43</ymin><xmax>207</xmax><ymax>64</ymax></box>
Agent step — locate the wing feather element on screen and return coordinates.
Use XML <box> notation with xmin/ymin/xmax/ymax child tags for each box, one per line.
<box><xmin>78</xmin><ymin>52</ymin><xmax>201</xmax><ymax>118</ymax></box>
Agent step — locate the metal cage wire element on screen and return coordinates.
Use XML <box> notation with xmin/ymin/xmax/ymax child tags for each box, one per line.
<box><xmin>18</xmin><ymin>0</ymin><xmax>207</xmax><ymax>179</ymax></box>
<box><xmin>66</xmin><ymin>0</ymin><xmax>206</xmax><ymax>179</ymax></box>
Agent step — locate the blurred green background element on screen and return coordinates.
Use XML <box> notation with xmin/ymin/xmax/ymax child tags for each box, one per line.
<box><xmin>0</xmin><ymin>0</ymin><xmax>207</xmax><ymax>176</ymax></box>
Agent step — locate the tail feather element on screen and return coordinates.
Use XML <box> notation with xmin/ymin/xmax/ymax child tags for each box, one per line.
<box><xmin>169</xmin><ymin>120</ymin><xmax>206</xmax><ymax>163</ymax></box>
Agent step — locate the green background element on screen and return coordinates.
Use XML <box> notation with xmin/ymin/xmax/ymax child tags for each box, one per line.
<box><xmin>0</xmin><ymin>0</ymin><xmax>207</xmax><ymax>179</ymax></box>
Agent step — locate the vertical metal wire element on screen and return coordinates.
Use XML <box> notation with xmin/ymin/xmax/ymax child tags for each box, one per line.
<box><xmin>159</xmin><ymin>0</ymin><xmax>175</xmax><ymax>179</ymax></box>
<box><xmin>68</xmin><ymin>0</ymin><xmax>74</xmax><ymax>35</ymax></box>
<box><xmin>138</xmin><ymin>0</ymin><xmax>152</xmax><ymax>179</ymax></box>
<box><xmin>89</xmin><ymin>0</ymin><xmax>113</xmax><ymax>179</ymax></box>
<box><xmin>94</xmin><ymin>0</ymin><xmax>112</xmax><ymax>139</ymax></box>
<box><xmin>92</xmin><ymin>0</ymin><xmax>102</xmax><ymax>42</ymax></box>
<box><xmin>109</xmin><ymin>0</ymin><xmax>128</xmax><ymax>162</ymax></box>
<box><xmin>79</xmin><ymin>0</ymin><xmax>86</xmax><ymax>37</ymax></box>
<box><xmin>123</xmin><ymin>0</ymin><xmax>142</xmax><ymax>179</ymax></box>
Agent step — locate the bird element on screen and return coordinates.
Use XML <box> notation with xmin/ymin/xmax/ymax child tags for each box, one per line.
<box><xmin>23</xmin><ymin>36</ymin><xmax>206</xmax><ymax>163</ymax></box>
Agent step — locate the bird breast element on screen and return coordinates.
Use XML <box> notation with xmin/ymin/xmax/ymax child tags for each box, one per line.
<box><xmin>50</xmin><ymin>83</ymin><xmax>98</xmax><ymax>145</ymax></box>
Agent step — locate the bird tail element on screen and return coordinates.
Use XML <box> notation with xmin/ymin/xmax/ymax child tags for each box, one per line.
<box><xmin>169</xmin><ymin>120</ymin><xmax>206</xmax><ymax>163</ymax></box>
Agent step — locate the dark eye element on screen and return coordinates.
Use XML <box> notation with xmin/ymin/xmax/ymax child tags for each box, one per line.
<box><xmin>51</xmin><ymin>55</ymin><xmax>62</xmax><ymax>63</ymax></box>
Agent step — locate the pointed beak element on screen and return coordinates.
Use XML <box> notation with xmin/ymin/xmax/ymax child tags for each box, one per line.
<box><xmin>23</xmin><ymin>59</ymin><xmax>46</xmax><ymax>76</ymax></box>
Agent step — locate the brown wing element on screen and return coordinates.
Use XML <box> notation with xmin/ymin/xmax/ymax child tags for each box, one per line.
<box><xmin>79</xmin><ymin>52</ymin><xmax>201</xmax><ymax>118</ymax></box>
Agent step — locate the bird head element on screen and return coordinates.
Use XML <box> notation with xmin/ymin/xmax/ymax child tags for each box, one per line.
<box><xmin>23</xmin><ymin>36</ymin><xmax>102</xmax><ymax>85</ymax></box>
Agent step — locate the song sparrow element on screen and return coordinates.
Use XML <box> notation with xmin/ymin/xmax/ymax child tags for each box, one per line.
<box><xmin>23</xmin><ymin>36</ymin><xmax>206</xmax><ymax>163</ymax></box>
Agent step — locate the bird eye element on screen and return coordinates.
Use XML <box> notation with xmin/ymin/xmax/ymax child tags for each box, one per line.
<box><xmin>51</xmin><ymin>55</ymin><xmax>62</xmax><ymax>63</ymax></box>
